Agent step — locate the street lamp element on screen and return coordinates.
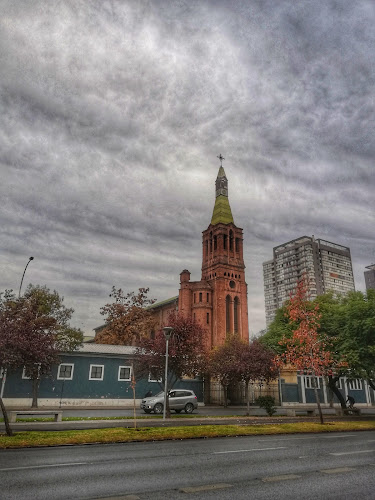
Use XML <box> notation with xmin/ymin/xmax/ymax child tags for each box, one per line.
<box><xmin>19</xmin><ymin>257</ymin><xmax>34</xmax><ymax>298</ymax></box>
<box><xmin>163</xmin><ymin>326</ymin><xmax>173</xmax><ymax>420</ymax></box>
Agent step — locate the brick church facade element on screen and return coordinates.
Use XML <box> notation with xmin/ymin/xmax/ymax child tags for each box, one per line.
<box><xmin>149</xmin><ymin>164</ymin><xmax>249</xmax><ymax>348</ymax></box>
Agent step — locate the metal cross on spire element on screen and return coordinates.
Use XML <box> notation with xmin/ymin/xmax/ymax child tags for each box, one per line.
<box><xmin>217</xmin><ymin>154</ymin><xmax>225</xmax><ymax>167</ymax></box>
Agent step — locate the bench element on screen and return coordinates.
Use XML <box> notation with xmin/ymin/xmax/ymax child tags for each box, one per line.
<box><xmin>8</xmin><ymin>410</ymin><xmax>63</xmax><ymax>423</ymax></box>
<box><xmin>285</xmin><ymin>407</ymin><xmax>316</xmax><ymax>417</ymax></box>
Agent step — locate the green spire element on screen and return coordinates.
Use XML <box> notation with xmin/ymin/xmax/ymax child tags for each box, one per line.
<box><xmin>211</xmin><ymin>167</ymin><xmax>234</xmax><ymax>225</ymax></box>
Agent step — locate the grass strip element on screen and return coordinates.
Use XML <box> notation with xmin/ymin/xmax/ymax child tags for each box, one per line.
<box><xmin>1</xmin><ymin>420</ymin><xmax>375</xmax><ymax>449</ymax></box>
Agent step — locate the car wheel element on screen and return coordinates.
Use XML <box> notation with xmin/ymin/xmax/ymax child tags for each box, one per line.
<box><xmin>175</xmin><ymin>409</ymin><xmax>182</xmax><ymax>414</ymax></box>
<box><xmin>143</xmin><ymin>409</ymin><xmax>152</xmax><ymax>414</ymax></box>
<box><xmin>184</xmin><ymin>403</ymin><xmax>194</xmax><ymax>414</ymax></box>
<box><xmin>153</xmin><ymin>403</ymin><xmax>163</xmax><ymax>414</ymax></box>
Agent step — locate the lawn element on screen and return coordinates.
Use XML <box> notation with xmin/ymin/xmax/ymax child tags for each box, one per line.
<box><xmin>1</xmin><ymin>420</ymin><xmax>375</xmax><ymax>449</ymax></box>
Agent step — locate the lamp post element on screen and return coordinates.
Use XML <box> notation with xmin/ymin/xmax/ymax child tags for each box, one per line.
<box><xmin>19</xmin><ymin>256</ymin><xmax>34</xmax><ymax>298</ymax></box>
<box><xmin>162</xmin><ymin>326</ymin><xmax>173</xmax><ymax>420</ymax></box>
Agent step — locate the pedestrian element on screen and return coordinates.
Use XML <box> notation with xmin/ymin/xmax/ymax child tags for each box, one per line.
<box><xmin>346</xmin><ymin>395</ymin><xmax>355</xmax><ymax>408</ymax></box>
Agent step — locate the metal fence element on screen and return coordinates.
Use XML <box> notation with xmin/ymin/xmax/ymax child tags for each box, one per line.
<box><xmin>208</xmin><ymin>380</ymin><xmax>281</xmax><ymax>406</ymax></box>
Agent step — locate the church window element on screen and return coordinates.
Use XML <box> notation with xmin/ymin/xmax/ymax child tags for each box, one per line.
<box><xmin>199</xmin><ymin>292</ymin><xmax>202</xmax><ymax>302</ymax></box>
<box><xmin>210</xmin><ymin>231</ymin><xmax>213</xmax><ymax>252</ymax></box>
<box><xmin>224</xmin><ymin>272</ymin><xmax>226</xmax><ymax>276</ymax></box>
<box><xmin>194</xmin><ymin>293</ymin><xmax>196</xmax><ymax>304</ymax></box>
<box><xmin>234</xmin><ymin>297</ymin><xmax>239</xmax><ymax>333</ymax></box>
<box><xmin>226</xmin><ymin>295</ymin><xmax>231</xmax><ymax>333</ymax></box>
<box><xmin>223</xmin><ymin>234</ymin><xmax>227</xmax><ymax>250</ymax></box>
<box><xmin>229</xmin><ymin>230</ymin><xmax>234</xmax><ymax>251</ymax></box>
<box><xmin>207</xmin><ymin>293</ymin><xmax>209</xmax><ymax>302</ymax></box>
<box><xmin>214</xmin><ymin>235</ymin><xmax>217</xmax><ymax>250</ymax></box>
<box><xmin>206</xmin><ymin>312</ymin><xmax>209</xmax><ymax>324</ymax></box>
<box><xmin>235</xmin><ymin>238</ymin><xmax>240</xmax><ymax>252</ymax></box>
<box><xmin>205</xmin><ymin>240</ymin><xmax>208</xmax><ymax>257</ymax></box>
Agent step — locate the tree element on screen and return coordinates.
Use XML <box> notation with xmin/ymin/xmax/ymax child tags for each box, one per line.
<box><xmin>0</xmin><ymin>285</ymin><xmax>83</xmax><ymax>431</ymax></box>
<box><xmin>275</xmin><ymin>278</ymin><xmax>346</xmax><ymax>424</ymax></box>
<box><xmin>209</xmin><ymin>335</ymin><xmax>277</xmax><ymax>410</ymax></box>
<box><xmin>135</xmin><ymin>314</ymin><xmax>209</xmax><ymax>416</ymax></box>
<box><xmin>96</xmin><ymin>287</ymin><xmax>156</xmax><ymax>345</ymax></box>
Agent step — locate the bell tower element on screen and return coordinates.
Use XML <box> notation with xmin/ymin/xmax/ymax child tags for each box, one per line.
<box><xmin>201</xmin><ymin>162</ymin><xmax>249</xmax><ymax>345</ymax></box>
<box><xmin>178</xmin><ymin>158</ymin><xmax>249</xmax><ymax>348</ymax></box>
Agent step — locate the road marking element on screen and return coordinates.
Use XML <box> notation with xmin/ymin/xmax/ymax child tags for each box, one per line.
<box><xmin>214</xmin><ymin>446</ymin><xmax>286</xmax><ymax>454</ymax></box>
<box><xmin>323</xmin><ymin>434</ymin><xmax>356</xmax><ymax>439</ymax></box>
<box><xmin>320</xmin><ymin>467</ymin><xmax>356</xmax><ymax>474</ymax></box>
<box><xmin>330</xmin><ymin>450</ymin><xmax>375</xmax><ymax>456</ymax></box>
<box><xmin>262</xmin><ymin>474</ymin><xmax>301</xmax><ymax>482</ymax></box>
<box><xmin>180</xmin><ymin>483</ymin><xmax>232</xmax><ymax>493</ymax></box>
<box><xmin>0</xmin><ymin>462</ymin><xmax>88</xmax><ymax>472</ymax></box>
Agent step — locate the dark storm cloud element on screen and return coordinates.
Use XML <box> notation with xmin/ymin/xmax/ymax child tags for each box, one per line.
<box><xmin>1</xmin><ymin>0</ymin><xmax>374</xmax><ymax>335</ymax></box>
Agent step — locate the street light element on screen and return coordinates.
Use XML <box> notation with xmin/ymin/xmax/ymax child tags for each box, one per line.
<box><xmin>162</xmin><ymin>326</ymin><xmax>173</xmax><ymax>420</ymax></box>
<box><xmin>19</xmin><ymin>257</ymin><xmax>34</xmax><ymax>298</ymax></box>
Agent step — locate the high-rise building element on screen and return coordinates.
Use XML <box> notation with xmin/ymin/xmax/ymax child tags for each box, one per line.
<box><xmin>263</xmin><ymin>236</ymin><xmax>355</xmax><ymax>326</ymax></box>
<box><xmin>364</xmin><ymin>264</ymin><xmax>375</xmax><ymax>291</ymax></box>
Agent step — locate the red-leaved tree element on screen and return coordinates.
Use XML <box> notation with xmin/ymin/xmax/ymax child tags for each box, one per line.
<box><xmin>135</xmin><ymin>314</ymin><xmax>209</xmax><ymax>416</ymax></box>
<box><xmin>275</xmin><ymin>277</ymin><xmax>346</xmax><ymax>424</ymax></box>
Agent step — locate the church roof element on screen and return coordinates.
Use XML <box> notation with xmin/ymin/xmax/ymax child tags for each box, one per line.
<box><xmin>211</xmin><ymin>195</ymin><xmax>234</xmax><ymax>225</ymax></box>
<box><xmin>211</xmin><ymin>166</ymin><xmax>234</xmax><ymax>225</ymax></box>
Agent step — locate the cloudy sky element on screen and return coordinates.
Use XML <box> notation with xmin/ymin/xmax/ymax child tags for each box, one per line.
<box><xmin>1</xmin><ymin>0</ymin><xmax>374</xmax><ymax>337</ymax></box>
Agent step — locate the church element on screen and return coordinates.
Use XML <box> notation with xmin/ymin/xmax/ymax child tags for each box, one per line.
<box><xmin>149</xmin><ymin>161</ymin><xmax>250</xmax><ymax>347</ymax></box>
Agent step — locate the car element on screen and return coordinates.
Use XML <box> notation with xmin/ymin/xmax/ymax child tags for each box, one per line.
<box><xmin>140</xmin><ymin>389</ymin><xmax>198</xmax><ymax>414</ymax></box>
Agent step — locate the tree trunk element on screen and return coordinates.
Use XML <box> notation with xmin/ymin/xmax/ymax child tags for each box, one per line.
<box><xmin>327</xmin><ymin>375</ymin><xmax>346</xmax><ymax>408</ymax></box>
<box><xmin>245</xmin><ymin>381</ymin><xmax>250</xmax><ymax>416</ymax></box>
<box><xmin>0</xmin><ymin>396</ymin><xmax>12</xmax><ymax>436</ymax></box>
<box><xmin>312</xmin><ymin>373</ymin><xmax>324</xmax><ymax>424</ymax></box>
<box><xmin>223</xmin><ymin>385</ymin><xmax>228</xmax><ymax>407</ymax></box>
<box><xmin>31</xmin><ymin>378</ymin><xmax>40</xmax><ymax>408</ymax></box>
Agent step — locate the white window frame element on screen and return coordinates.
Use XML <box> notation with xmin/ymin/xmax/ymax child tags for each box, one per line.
<box><xmin>89</xmin><ymin>364</ymin><xmax>104</xmax><ymax>381</ymax></box>
<box><xmin>148</xmin><ymin>369</ymin><xmax>162</xmax><ymax>383</ymax></box>
<box><xmin>118</xmin><ymin>365</ymin><xmax>132</xmax><ymax>381</ymax></box>
<box><xmin>304</xmin><ymin>376</ymin><xmax>320</xmax><ymax>389</ymax></box>
<box><xmin>337</xmin><ymin>378</ymin><xmax>343</xmax><ymax>390</ymax></box>
<box><xmin>57</xmin><ymin>363</ymin><xmax>74</xmax><ymax>380</ymax></box>
<box><xmin>22</xmin><ymin>367</ymin><xmax>31</xmax><ymax>380</ymax></box>
<box><xmin>348</xmin><ymin>379</ymin><xmax>362</xmax><ymax>391</ymax></box>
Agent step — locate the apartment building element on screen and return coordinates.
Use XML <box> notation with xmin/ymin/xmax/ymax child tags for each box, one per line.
<box><xmin>364</xmin><ymin>264</ymin><xmax>375</xmax><ymax>291</ymax></box>
<box><xmin>263</xmin><ymin>236</ymin><xmax>355</xmax><ymax>326</ymax></box>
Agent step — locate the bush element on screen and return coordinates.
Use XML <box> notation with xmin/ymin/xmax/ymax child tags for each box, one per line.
<box><xmin>256</xmin><ymin>396</ymin><xmax>277</xmax><ymax>416</ymax></box>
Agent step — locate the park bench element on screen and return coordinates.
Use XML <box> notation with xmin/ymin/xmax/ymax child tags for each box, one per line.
<box><xmin>8</xmin><ymin>410</ymin><xmax>63</xmax><ymax>423</ymax></box>
<box><xmin>284</xmin><ymin>406</ymin><xmax>317</xmax><ymax>417</ymax></box>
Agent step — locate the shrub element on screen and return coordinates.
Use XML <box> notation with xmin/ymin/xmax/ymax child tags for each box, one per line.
<box><xmin>256</xmin><ymin>396</ymin><xmax>277</xmax><ymax>416</ymax></box>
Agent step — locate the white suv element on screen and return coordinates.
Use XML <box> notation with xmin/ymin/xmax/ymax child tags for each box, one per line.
<box><xmin>140</xmin><ymin>389</ymin><xmax>198</xmax><ymax>414</ymax></box>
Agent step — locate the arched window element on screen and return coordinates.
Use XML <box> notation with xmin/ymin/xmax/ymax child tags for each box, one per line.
<box><xmin>229</xmin><ymin>230</ymin><xmax>234</xmax><ymax>251</ymax></box>
<box><xmin>226</xmin><ymin>295</ymin><xmax>231</xmax><ymax>333</ymax></box>
<box><xmin>235</xmin><ymin>238</ymin><xmax>240</xmax><ymax>253</ymax></box>
<box><xmin>210</xmin><ymin>231</ymin><xmax>213</xmax><ymax>252</ymax></box>
<box><xmin>214</xmin><ymin>235</ymin><xmax>217</xmax><ymax>250</ymax></box>
<box><xmin>234</xmin><ymin>297</ymin><xmax>240</xmax><ymax>333</ymax></box>
<box><xmin>205</xmin><ymin>240</ymin><xmax>208</xmax><ymax>258</ymax></box>
<box><xmin>223</xmin><ymin>234</ymin><xmax>227</xmax><ymax>250</ymax></box>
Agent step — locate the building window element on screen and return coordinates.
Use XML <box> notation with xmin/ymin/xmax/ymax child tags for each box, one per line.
<box><xmin>229</xmin><ymin>230</ymin><xmax>234</xmax><ymax>251</ymax></box>
<box><xmin>348</xmin><ymin>379</ymin><xmax>362</xmax><ymax>390</ymax></box>
<box><xmin>118</xmin><ymin>366</ymin><xmax>132</xmax><ymax>381</ymax></box>
<box><xmin>214</xmin><ymin>235</ymin><xmax>217</xmax><ymax>250</ymax></box>
<box><xmin>148</xmin><ymin>369</ymin><xmax>162</xmax><ymax>383</ymax></box>
<box><xmin>226</xmin><ymin>295</ymin><xmax>231</xmax><ymax>332</ymax></box>
<box><xmin>89</xmin><ymin>365</ymin><xmax>104</xmax><ymax>381</ymax></box>
<box><xmin>223</xmin><ymin>234</ymin><xmax>227</xmax><ymax>250</ymax></box>
<box><xmin>207</xmin><ymin>293</ymin><xmax>209</xmax><ymax>302</ymax></box>
<box><xmin>199</xmin><ymin>292</ymin><xmax>202</xmax><ymax>302</ymax></box>
<box><xmin>57</xmin><ymin>363</ymin><xmax>74</xmax><ymax>380</ymax></box>
<box><xmin>234</xmin><ymin>297</ymin><xmax>239</xmax><ymax>333</ymax></box>
<box><xmin>304</xmin><ymin>376</ymin><xmax>320</xmax><ymax>389</ymax></box>
<box><xmin>206</xmin><ymin>312</ymin><xmax>209</xmax><ymax>324</ymax></box>
<box><xmin>22</xmin><ymin>367</ymin><xmax>31</xmax><ymax>380</ymax></box>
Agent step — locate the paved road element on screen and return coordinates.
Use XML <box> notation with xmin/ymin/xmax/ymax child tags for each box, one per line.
<box><xmin>1</xmin><ymin>431</ymin><xmax>375</xmax><ymax>499</ymax></box>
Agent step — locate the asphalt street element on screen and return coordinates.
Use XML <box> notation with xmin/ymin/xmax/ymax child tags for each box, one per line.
<box><xmin>1</xmin><ymin>431</ymin><xmax>375</xmax><ymax>499</ymax></box>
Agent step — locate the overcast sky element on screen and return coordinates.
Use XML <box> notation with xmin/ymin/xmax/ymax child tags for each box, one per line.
<box><xmin>1</xmin><ymin>0</ymin><xmax>374</xmax><ymax>338</ymax></box>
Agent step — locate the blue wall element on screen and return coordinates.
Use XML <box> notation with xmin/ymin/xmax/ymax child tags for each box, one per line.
<box><xmin>4</xmin><ymin>353</ymin><xmax>204</xmax><ymax>402</ymax></box>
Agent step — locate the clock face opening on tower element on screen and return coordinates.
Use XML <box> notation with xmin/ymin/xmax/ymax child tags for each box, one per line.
<box><xmin>229</xmin><ymin>280</ymin><xmax>235</xmax><ymax>289</ymax></box>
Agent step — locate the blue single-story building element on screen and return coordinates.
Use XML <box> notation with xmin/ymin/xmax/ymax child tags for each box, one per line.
<box><xmin>2</xmin><ymin>344</ymin><xmax>204</xmax><ymax>408</ymax></box>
